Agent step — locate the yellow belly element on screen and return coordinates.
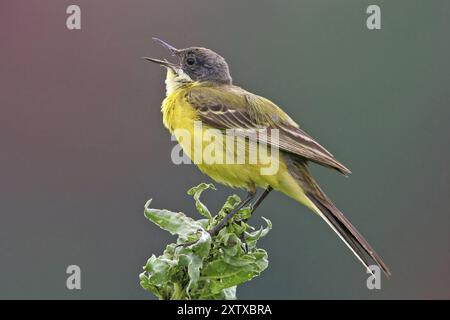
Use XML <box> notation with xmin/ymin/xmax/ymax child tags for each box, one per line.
<box><xmin>160</xmin><ymin>86</ymin><xmax>309</xmax><ymax>204</ymax></box>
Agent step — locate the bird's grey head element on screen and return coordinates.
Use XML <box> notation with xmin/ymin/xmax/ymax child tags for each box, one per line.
<box><xmin>143</xmin><ymin>38</ymin><xmax>232</xmax><ymax>85</ymax></box>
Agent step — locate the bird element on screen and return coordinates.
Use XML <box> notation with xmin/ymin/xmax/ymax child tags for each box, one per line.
<box><xmin>144</xmin><ymin>38</ymin><xmax>390</xmax><ymax>277</ymax></box>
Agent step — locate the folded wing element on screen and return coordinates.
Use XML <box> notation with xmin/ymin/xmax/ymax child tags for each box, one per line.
<box><xmin>186</xmin><ymin>85</ymin><xmax>351</xmax><ymax>175</ymax></box>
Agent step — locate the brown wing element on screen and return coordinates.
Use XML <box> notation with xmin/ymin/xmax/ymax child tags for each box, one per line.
<box><xmin>186</xmin><ymin>85</ymin><xmax>351</xmax><ymax>175</ymax></box>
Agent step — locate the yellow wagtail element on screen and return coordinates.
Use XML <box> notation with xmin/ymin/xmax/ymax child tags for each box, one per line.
<box><xmin>144</xmin><ymin>38</ymin><xmax>390</xmax><ymax>276</ymax></box>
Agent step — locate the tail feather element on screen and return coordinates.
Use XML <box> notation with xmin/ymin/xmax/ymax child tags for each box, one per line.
<box><xmin>307</xmin><ymin>194</ymin><xmax>391</xmax><ymax>277</ymax></box>
<box><xmin>288</xmin><ymin>159</ymin><xmax>391</xmax><ymax>277</ymax></box>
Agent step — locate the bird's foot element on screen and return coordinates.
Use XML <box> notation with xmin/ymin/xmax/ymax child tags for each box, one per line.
<box><xmin>175</xmin><ymin>239</ymin><xmax>200</xmax><ymax>248</ymax></box>
<box><xmin>239</xmin><ymin>232</ymin><xmax>249</xmax><ymax>253</ymax></box>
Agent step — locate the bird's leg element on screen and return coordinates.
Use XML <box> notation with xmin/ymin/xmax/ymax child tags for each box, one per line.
<box><xmin>180</xmin><ymin>187</ymin><xmax>270</xmax><ymax>249</ymax></box>
<box><xmin>250</xmin><ymin>186</ymin><xmax>273</xmax><ymax>216</ymax></box>
<box><xmin>177</xmin><ymin>189</ymin><xmax>256</xmax><ymax>249</ymax></box>
<box><xmin>238</xmin><ymin>186</ymin><xmax>272</xmax><ymax>252</ymax></box>
<box><xmin>208</xmin><ymin>189</ymin><xmax>256</xmax><ymax>237</ymax></box>
<box><xmin>238</xmin><ymin>186</ymin><xmax>273</xmax><ymax>223</ymax></box>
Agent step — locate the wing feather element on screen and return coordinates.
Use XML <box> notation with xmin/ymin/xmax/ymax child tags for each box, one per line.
<box><xmin>186</xmin><ymin>85</ymin><xmax>351</xmax><ymax>175</ymax></box>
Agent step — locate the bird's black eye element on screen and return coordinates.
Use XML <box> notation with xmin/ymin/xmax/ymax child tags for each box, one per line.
<box><xmin>186</xmin><ymin>57</ymin><xmax>196</xmax><ymax>66</ymax></box>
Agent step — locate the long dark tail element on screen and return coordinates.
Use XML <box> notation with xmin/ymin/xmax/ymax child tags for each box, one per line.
<box><xmin>307</xmin><ymin>193</ymin><xmax>391</xmax><ymax>277</ymax></box>
<box><xmin>291</xmin><ymin>160</ymin><xmax>391</xmax><ymax>277</ymax></box>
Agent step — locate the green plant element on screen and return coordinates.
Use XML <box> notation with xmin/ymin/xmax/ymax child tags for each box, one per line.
<box><xmin>140</xmin><ymin>183</ymin><xmax>271</xmax><ymax>300</ymax></box>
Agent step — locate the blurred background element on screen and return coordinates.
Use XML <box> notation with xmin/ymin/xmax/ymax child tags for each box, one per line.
<box><xmin>1</xmin><ymin>0</ymin><xmax>450</xmax><ymax>299</ymax></box>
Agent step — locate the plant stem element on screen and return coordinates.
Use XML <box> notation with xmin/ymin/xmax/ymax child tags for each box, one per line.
<box><xmin>170</xmin><ymin>282</ymin><xmax>185</xmax><ymax>300</ymax></box>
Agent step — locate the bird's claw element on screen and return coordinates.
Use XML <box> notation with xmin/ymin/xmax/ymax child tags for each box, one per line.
<box><xmin>175</xmin><ymin>238</ymin><xmax>200</xmax><ymax>248</ymax></box>
<box><xmin>239</xmin><ymin>232</ymin><xmax>249</xmax><ymax>253</ymax></box>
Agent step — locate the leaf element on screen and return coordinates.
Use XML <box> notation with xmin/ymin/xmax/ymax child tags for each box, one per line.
<box><xmin>235</xmin><ymin>205</ymin><xmax>252</xmax><ymax>221</ymax></box>
<box><xmin>140</xmin><ymin>253</ymin><xmax>177</xmax><ymax>299</ymax></box>
<box><xmin>190</xmin><ymin>229</ymin><xmax>212</xmax><ymax>259</ymax></box>
<box><xmin>220</xmin><ymin>233</ymin><xmax>242</xmax><ymax>257</ymax></box>
<box><xmin>245</xmin><ymin>216</ymin><xmax>272</xmax><ymax>247</ymax></box>
<box><xmin>178</xmin><ymin>229</ymin><xmax>212</xmax><ymax>295</ymax></box>
<box><xmin>200</xmin><ymin>249</ymin><xmax>269</xmax><ymax>295</ymax></box>
<box><xmin>179</xmin><ymin>252</ymin><xmax>202</xmax><ymax>297</ymax></box>
<box><xmin>218</xmin><ymin>194</ymin><xmax>241</xmax><ymax>218</ymax></box>
<box><xmin>187</xmin><ymin>183</ymin><xmax>216</xmax><ymax>220</ymax></box>
<box><xmin>144</xmin><ymin>199</ymin><xmax>204</xmax><ymax>238</ymax></box>
<box><xmin>221</xmin><ymin>286</ymin><xmax>237</xmax><ymax>300</ymax></box>
<box><xmin>141</xmin><ymin>185</ymin><xmax>272</xmax><ymax>300</ymax></box>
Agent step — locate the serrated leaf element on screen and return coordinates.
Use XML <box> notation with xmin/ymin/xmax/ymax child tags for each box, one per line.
<box><xmin>218</xmin><ymin>194</ymin><xmax>241</xmax><ymax>217</ymax></box>
<box><xmin>200</xmin><ymin>249</ymin><xmax>268</xmax><ymax>295</ymax></box>
<box><xmin>220</xmin><ymin>233</ymin><xmax>242</xmax><ymax>257</ymax></box>
<box><xmin>141</xmin><ymin>186</ymin><xmax>271</xmax><ymax>300</ymax></box>
<box><xmin>245</xmin><ymin>216</ymin><xmax>272</xmax><ymax>242</ymax></box>
<box><xmin>187</xmin><ymin>183</ymin><xmax>216</xmax><ymax>220</ymax></box>
<box><xmin>179</xmin><ymin>252</ymin><xmax>202</xmax><ymax>297</ymax></box>
<box><xmin>236</xmin><ymin>206</ymin><xmax>252</xmax><ymax>220</ymax></box>
<box><xmin>144</xmin><ymin>199</ymin><xmax>204</xmax><ymax>238</ymax></box>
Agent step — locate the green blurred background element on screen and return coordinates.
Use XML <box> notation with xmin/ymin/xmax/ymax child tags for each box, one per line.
<box><xmin>1</xmin><ymin>0</ymin><xmax>449</xmax><ymax>299</ymax></box>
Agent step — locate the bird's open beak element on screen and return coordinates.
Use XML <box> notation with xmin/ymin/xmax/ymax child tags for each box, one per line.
<box><xmin>142</xmin><ymin>57</ymin><xmax>178</xmax><ymax>68</ymax></box>
<box><xmin>152</xmin><ymin>37</ymin><xmax>179</xmax><ymax>55</ymax></box>
<box><xmin>142</xmin><ymin>37</ymin><xmax>181</xmax><ymax>72</ymax></box>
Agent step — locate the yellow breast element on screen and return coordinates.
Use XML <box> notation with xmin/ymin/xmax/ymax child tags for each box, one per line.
<box><xmin>162</xmin><ymin>89</ymin><xmax>196</xmax><ymax>133</ymax></box>
<box><xmin>160</xmin><ymin>82</ymin><xmax>289</xmax><ymax>191</ymax></box>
